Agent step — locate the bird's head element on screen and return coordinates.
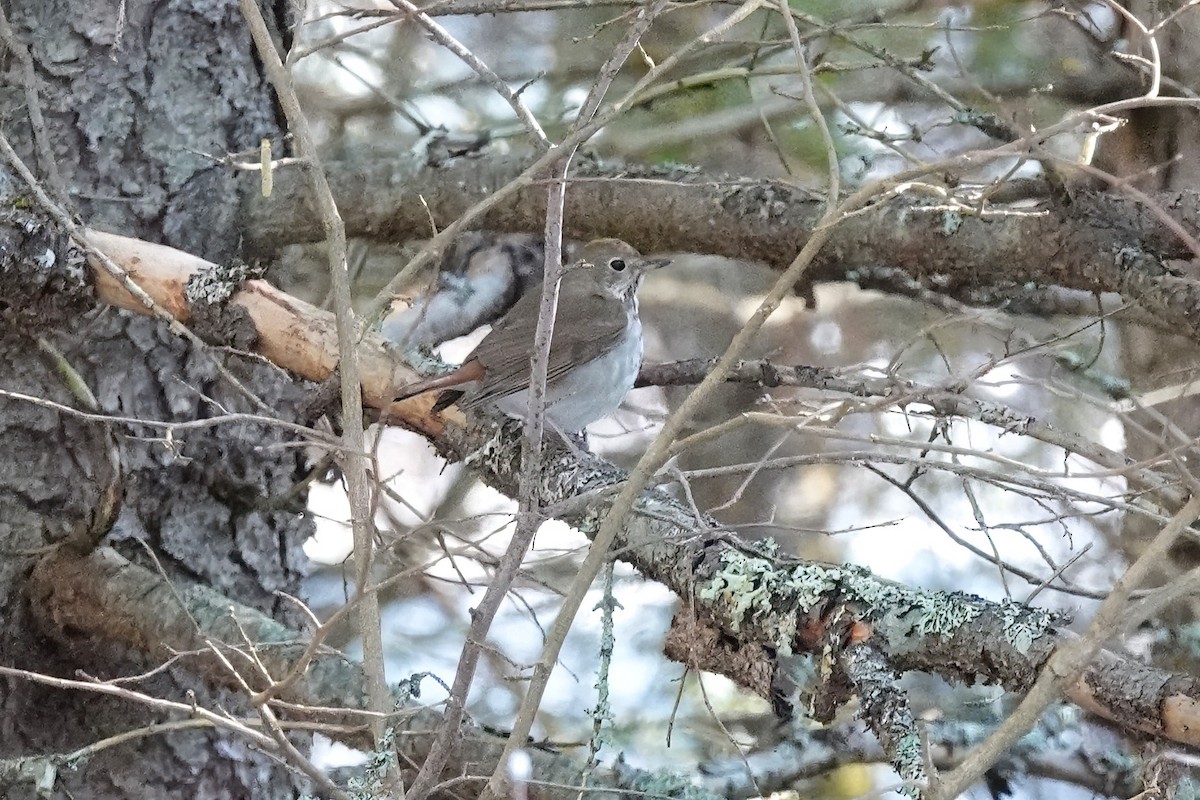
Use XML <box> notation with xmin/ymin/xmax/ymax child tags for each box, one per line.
<box><xmin>575</xmin><ymin>238</ymin><xmax>671</xmax><ymax>297</ymax></box>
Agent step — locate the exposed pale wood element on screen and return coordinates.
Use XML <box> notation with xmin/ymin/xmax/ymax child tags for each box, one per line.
<box><xmin>84</xmin><ymin>228</ymin><xmax>444</xmax><ymax>431</ymax></box>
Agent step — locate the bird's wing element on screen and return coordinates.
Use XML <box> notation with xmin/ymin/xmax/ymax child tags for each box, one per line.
<box><xmin>463</xmin><ymin>276</ymin><xmax>628</xmax><ymax>406</ymax></box>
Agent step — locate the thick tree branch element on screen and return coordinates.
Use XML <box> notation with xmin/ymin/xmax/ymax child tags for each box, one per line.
<box><xmin>696</xmin><ymin>709</ymin><xmax>1143</xmax><ymax>799</ymax></box>
<box><xmin>240</xmin><ymin>157</ymin><xmax>1200</xmax><ymax>333</ymax></box>
<box><xmin>247</xmin><ymin>158</ymin><xmax>1198</xmax><ymax>267</ymax></box>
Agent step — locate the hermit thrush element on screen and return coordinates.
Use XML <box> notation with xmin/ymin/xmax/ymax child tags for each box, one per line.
<box><xmin>393</xmin><ymin>239</ymin><xmax>669</xmax><ymax>432</ymax></box>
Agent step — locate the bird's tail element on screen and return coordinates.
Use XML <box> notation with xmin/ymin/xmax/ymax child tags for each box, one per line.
<box><xmin>393</xmin><ymin>359</ymin><xmax>484</xmax><ymax>403</ymax></box>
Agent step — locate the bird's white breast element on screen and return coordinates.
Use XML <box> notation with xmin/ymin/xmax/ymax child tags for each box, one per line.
<box><xmin>495</xmin><ymin>307</ymin><xmax>642</xmax><ymax>433</ymax></box>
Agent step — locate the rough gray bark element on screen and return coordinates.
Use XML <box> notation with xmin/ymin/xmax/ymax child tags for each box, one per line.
<box><xmin>0</xmin><ymin>0</ymin><xmax>313</xmax><ymax>796</ymax></box>
<box><xmin>241</xmin><ymin>157</ymin><xmax>1200</xmax><ymax>329</ymax></box>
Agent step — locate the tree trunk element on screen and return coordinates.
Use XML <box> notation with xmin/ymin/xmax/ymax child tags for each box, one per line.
<box><xmin>0</xmin><ymin>1</ymin><xmax>315</xmax><ymax>795</ymax></box>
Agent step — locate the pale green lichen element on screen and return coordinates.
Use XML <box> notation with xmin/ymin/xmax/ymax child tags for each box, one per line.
<box><xmin>998</xmin><ymin>600</ymin><xmax>1054</xmax><ymax>655</ymax></box>
<box><xmin>788</xmin><ymin>562</ymin><xmax>842</xmax><ymax>612</ymax></box>
<box><xmin>697</xmin><ymin>550</ymin><xmax>775</xmax><ymax>628</ymax></box>
<box><xmin>1094</xmin><ymin>749</ymin><xmax>1140</xmax><ymax>781</ymax></box>
<box><xmin>940</xmin><ymin>208</ymin><xmax>963</xmax><ymax>235</ymax></box>
<box><xmin>347</xmin><ymin>724</ymin><xmax>399</xmax><ymax>799</ymax></box>
<box><xmin>697</xmin><ymin>551</ymin><xmax>839</xmax><ymax>654</ymax></box>
<box><xmin>755</xmin><ymin>537</ymin><xmax>781</xmax><ymax>558</ymax></box>
<box><xmin>892</xmin><ymin>730</ymin><xmax>925</xmax><ymax>799</ymax></box>
<box><xmin>842</xmin><ymin>567</ymin><xmax>981</xmax><ymax>639</ymax></box>
<box><xmin>701</xmin><ymin>553</ymin><xmax>1057</xmax><ymax>664</ymax></box>
<box><xmin>914</xmin><ymin>594</ymin><xmax>983</xmax><ymax>636</ymax></box>
<box><xmin>1179</xmin><ymin>621</ymin><xmax>1200</xmax><ymax>657</ymax></box>
<box><xmin>629</xmin><ymin>769</ymin><xmax>717</xmax><ymax>800</ymax></box>
<box><xmin>841</xmin><ymin>567</ymin><xmax>904</xmax><ymax>611</ymax></box>
<box><xmin>786</xmin><ymin>653</ymin><xmax>819</xmax><ymax>692</ymax></box>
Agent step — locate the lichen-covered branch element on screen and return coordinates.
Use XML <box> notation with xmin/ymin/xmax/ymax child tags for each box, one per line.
<box><xmin>840</xmin><ymin>644</ymin><xmax>924</xmax><ymax>797</ymax></box>
<box><xmin>696</xmin><ymin>708</ymin><xmax>1142</xmax><ymax>799</ymax></box>
<box><xmin>441</xmin><ymin>418</ymin><xmax>1200</xmax><ymax>750</ymax></box>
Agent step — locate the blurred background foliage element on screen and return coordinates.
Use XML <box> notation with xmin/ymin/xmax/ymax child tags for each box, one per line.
<box><xmin>276</xmin><ymin>1</ymin><xmax>1199</xmax><ymax>795</ymax></box>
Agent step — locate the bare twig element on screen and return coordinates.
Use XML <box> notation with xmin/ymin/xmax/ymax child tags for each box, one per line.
<box><xmin>386</xmin><ymin>0</ymin><xmax>551</xmax><ymax>149</ymax></box>
<box><xmin>237</xmin><ymin>0</ymin><xmax>390</xmax><ymax>747</ymax></box>
<box><xmin>205</xmin><ymin>642</ymin><xmax>352</xmax><ymax>799</ymax></box>
<box><xmin>0</xmin><ymin>665</ymin><xmax>277</xmax><ymax>749</ymax></box>
<box><xmin>0</xmin><ymin>5</ymin><xmax>69</xmax><ymax>202</ymax></box>
<box><xmin>358</xmin><ymin>0</ymin><xmax>770</xmax><ymax>332</ymax></box>
<box><xmin>487</xmin><ymin>0</ymin><xmax>860</xmax><ymax>786</ymax></box>
<box><xmin>929</xmin><ymin>494</ymin><xmax>1200</xmax><ymax>799</ymax></box>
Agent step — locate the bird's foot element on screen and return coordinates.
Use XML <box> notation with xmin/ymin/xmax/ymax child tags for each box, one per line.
<box><xmin>553</xmin><ymin>427</ymin><xmax>591</xmax><ymax>459</ymax></box>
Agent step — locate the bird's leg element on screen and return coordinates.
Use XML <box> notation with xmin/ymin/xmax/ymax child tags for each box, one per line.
<box><xmin>547</xmin><ymin>421</ymin><xmax>591</xmax><ymax>459</ymax></box>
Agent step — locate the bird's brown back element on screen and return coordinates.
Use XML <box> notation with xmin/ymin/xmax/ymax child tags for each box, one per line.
<box><xmin>462</xmin><ymin>268</ymin><xmax>630</xmax><ymax>407</ymax></box>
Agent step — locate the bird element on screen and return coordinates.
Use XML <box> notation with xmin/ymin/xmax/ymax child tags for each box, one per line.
<box><xmin>393</xmin><ymin>238</ymin><xmax>669</xmax><ymax>433</ymax></box>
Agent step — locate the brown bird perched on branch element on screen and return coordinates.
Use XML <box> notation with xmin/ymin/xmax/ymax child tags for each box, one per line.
<box><xmin>393</xmin><ymin>238</ymin><xmax>669</xmax><ymax>432</ymax></box>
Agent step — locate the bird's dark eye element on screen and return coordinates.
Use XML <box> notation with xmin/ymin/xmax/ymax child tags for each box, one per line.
<box><xmin>609</xmin><ymin>258</ymin><xmax>627</xmax><ymax>271</ymax></box>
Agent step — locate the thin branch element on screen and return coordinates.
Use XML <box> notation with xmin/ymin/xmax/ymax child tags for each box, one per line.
<box><xmin>0</xmin><ymin>387</ymin><xmax>340</xmax><ymax>447</ymax></box>
<box><xmin>413</xmin><ymin>1</ymin><xmax>674</xmax><ymax>796</ymax></box>
<box><xmin>0</xmin><ymin>4</ymin><xmax>69</xmax><ymax>202</ymax></box>
<box><xmin>237</xmin><ymin>0</ymin><xmax>390</xmax><ymax>744</ymax></box>
<box><xmin>489</xmin><ymin>0</ymin><xmax>862</xmax><ymax>782</ymax></box>
<box><xmin>0</xmin><ymin>665</ymin><xmax>278</xmax><ymax>750</ymax></box>
<box><xmin>929</xmin><ymin>494</ymin><xmax>1200</xmax><ymax>799</ymax></box>
<box><xmin>356</xmin><ymin>0</ymin><xmax>771</xmax><ymax>332</ymax></box>
<box><xmin>385</xmin><ymin>0</ymin><xmax>551</xmax><ymax>149</ymax></box>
